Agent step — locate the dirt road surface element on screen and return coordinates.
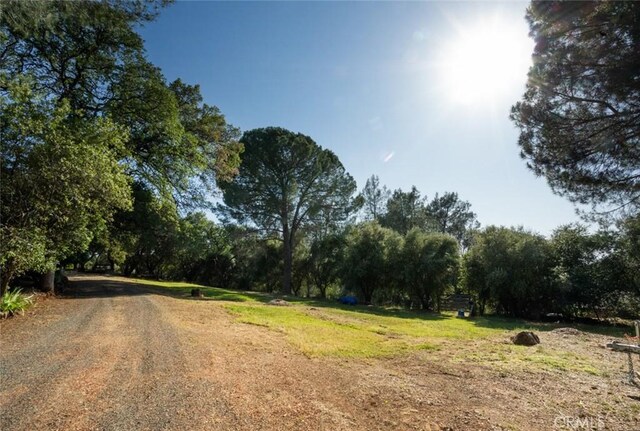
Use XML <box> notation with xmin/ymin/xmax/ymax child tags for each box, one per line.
<box><xmin>1</xmin><ymin>275</ymin><xmax>638</xmax><ymax>430</ymax></box>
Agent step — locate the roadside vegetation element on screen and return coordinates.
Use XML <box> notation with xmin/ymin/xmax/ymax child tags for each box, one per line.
<box><xmin>0</xmin><ymin>289</ymin><xmax>33</xmax><ymax>318</ymax></box>
<box><xmin>1</xmin><ymin>0</ymin><xmax>638</xmax><ymax>325</ymax></box>
<box><xmin>112</xmin><ymin>276</ymin><xmax>624</xmax><ymax>378</ymax></box>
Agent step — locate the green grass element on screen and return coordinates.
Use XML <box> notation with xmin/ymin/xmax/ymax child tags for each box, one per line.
<box><xmin>224</xmin><ymin>303</ymin><xmax>440</xmax><ymax>357</ymax></box>
<box><xmin>221</xmin><ymin>302</ymin><xmax>542</xmax><ymax>358</ymax></box>
<box><xmin>455</xmin><ymin>344</ymin><xmax>604</xmax><ymax>376</ymax></box>
<box><xmin>120</xmin><ymin>277</ymin><xmax>617</xmax><ymax>373</ymax></box>
<box><xmin>119</xmin><ymin>277</ymin><xmax>265</xmax><ymax>302</ymax></box>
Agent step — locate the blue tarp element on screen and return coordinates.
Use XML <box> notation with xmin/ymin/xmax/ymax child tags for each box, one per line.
<box><xmin>339</xmin><ymin>295</ymin><xmax>358</xmax><ymax>305</ymax></box>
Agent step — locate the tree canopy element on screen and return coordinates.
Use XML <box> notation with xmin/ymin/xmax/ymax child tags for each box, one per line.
<box><xmin>218</xmin><ymin>127</ymin><xmax>359</xmax><ymax>295</ymax></box>
<box><xmin>380</xmin><ymin>186</ymin><xmax>430</xmax><ymax>234</ymax></box>
<box><xmin>0</xmin><ymin>0</ymin><xmax>242</xmax><ymax>290</ymax></box>
<box><xmin>511</xmin><ymin>1</ymin><xmax>640</xmax><ymax>219</ymax></box>
<box><xmin>426</xmin><ymin>192</ymin><xmax>479</xmax><ymax>249</ymax></box>
<box><xmin>361</xmin><ymin>174</ymin><xmax>390</xmax><ymax>221</ymax></box>
<box><xmin>0</xmin><ymin>79</ymin><xmax>131</xmax><ymax>293</ymax></box>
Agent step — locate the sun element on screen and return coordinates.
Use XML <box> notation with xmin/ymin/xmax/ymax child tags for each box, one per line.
<box><xmin>436</xmin><ymin>13</ymin><xmax>534</xmax><ymax>107</ymax></box>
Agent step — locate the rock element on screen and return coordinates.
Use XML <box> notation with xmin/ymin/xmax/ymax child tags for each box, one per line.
<box><xmin>511</xmin><ymin>331</ymin><xmax>540</xmax><ymax>346</ymax></box>
<box><xmin>268</xmin><ymin>299</ymin><xmax>289</xmax><ymax>306</ymax></box>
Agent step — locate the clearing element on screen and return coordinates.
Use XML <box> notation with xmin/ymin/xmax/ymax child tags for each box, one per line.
<box><xmin>0</xmin><ymin>274</ymin><xmax>638</xmax><ymax>430</ymax></box>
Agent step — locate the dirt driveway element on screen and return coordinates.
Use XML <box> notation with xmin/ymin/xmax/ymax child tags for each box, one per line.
<box><xmin>1</xmin><ymin>275</ymin><xmax>638</xmax><ymax>430</ymax></box>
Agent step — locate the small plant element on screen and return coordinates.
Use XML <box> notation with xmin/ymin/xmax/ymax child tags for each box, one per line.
<box><xmin>0</xmin><ymin>289</ymin><xmax>34</xmax><ymax>318</ymax></box>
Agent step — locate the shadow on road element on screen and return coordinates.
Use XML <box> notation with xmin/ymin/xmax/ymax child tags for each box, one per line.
<box><xmin>62</xmin><ymin>275</ymin><xmax>188</xmax><ymax>300</ymax></box>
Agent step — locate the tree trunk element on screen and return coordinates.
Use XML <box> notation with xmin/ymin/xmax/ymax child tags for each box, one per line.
<box><xmin>1</xmin><ymin>276</ymin><xmax>9</xmax><ymax>297</ymax></box>
<box><xmin>92</xmin><ymin>254</ymin><xmax>101</xmax><ymax>272</ymax></box>
<box><xmin>282</xmin><ymin>228</ymin><xmax>293</xmax><ymax>296</ymax></box>
<box><xmin>1</xmin><ymin>259</ymin><xmax>17</xmax><ymax>296</ymax></box>
<box><xmin>40</xmin><ymin>269</ymin><xmax>55</xmax><ymax>293</ymax></box>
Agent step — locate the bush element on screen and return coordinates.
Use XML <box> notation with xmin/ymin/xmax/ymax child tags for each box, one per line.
<box><xmin>462</xmin><ymin>226</ymin><xmax>554</xmax><ymax>318</ymax></box>
<box><xmin>0</xmin><ymin>288</ymin><xmax>34</xmax><ymax>318</ymax></box>
<box><xmin>341</xmin><ymin>222</ymin><xmax>403</xmax><ymax>304</ymax></box>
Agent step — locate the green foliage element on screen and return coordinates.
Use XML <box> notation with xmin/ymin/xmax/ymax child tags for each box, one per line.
<box><xmin>618</xmin><ymin>215</ymin><xmax>640</xmax><ymax>296</ymax></box>
<box><xmin>0</xmin><ymin>289</ymin><xmax>34</xmax><ymax>318</ymax></box>
<box><xmin>551</xmin><ymin>222</ymin><xmax>639</xmax><ymax>319</ymax></box>
<box><xmin>462</xmin><ymin>226</ymin><xmax>554</xmax><ymax>318</ymax></box>
<box><xmin>511</xmin><ymin>1</ymin><xmax>640</xmax><ymax>218</ymax></box>
<box><xmin>306</xmin><ymin>233</ymin><xmax>346</xmax><ymax>298</ymax></box>
<box><xmin>218</xmin><ymin>127</ymin><xmax>359</xmax><ymax>295</ymax></box>
<box><xmin>401</xmin><ymin>229</ymin><xmax>459</xmax><ymax>310</ymax></box>
<box><xmin>110</xmin><ymin>182</ymin><xmax>179</xmax><ymax>277</ymax></box>
<box><xmin>0</xmin><ymin>0</ymin><xmax>242</xmax><ymax>290</ymax></box>
<box><xmin>0</xmin><ymin>78</ymin><xmax>131</xmax><ymax>292</ymax></box>
<box><xmin>380</xmin><ymin>186</ymin><xmax>431</xmax><ymax>234</ymax></box>
<box><xmin>462</xmin><ymin>221</ymin><xmax>639</xmax><ymax>320</ymax></box>
<box><xmin>379</xmin><ymin>186</ymin><xmax>479</xmax><ymax>248</ymax></box>
<box><xmin>109</xmin><ymin>74</ymin><xmax>242</xmax><ymax>206</ymax></box>
<box><xmin>341</xmin><ymin>222</ymin><xmax>402</xmax><ymax>304</ymax></box>
<box><xmin>0</xmin><ymin>0</ymin><xmax>162</xmax><ymax>111</ymax></box>
<box><xmin>361</xmin><ymin>174</ymin><xmax>390</xmax><ymax>221</ymax></box>
<box><xmin>425</xmin><ymin>192</ymin><xmax>479</xmax><ymax>249</ymax></box>
<box><xmin>172</xmin><ymin>213</ymin><xmax>235</xmax><ymax>287</ymax></box>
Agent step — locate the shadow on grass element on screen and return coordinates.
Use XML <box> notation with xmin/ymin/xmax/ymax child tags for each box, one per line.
<box><xmin>288</xmin><ymin>296</ymin><xmax>629</xmax><ymax>337</ymax></box>
<box><xmin>466</xmin><ymin>314</ymin><xmax>628</xmax><ymax>337</ymax></box>
<box><xmin>66</xmin><ymin>274</ymin><xmax>628</xmax><ymax>337</ymax></box>
<box><xmin>285</xmin><ymin>296</ymin><xmax>449</xmax><ymax>321</ymax></box>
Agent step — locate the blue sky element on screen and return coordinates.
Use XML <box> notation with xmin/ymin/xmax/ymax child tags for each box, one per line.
<box><xmin>138</xmin><ymin>1</ymin><xmax>581</xmax><ymax>235</ymax></box>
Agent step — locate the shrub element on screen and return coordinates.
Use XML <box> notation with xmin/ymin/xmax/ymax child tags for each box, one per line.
<box><xmin>0</xmin><ymin>288</ymin><xmax>34</xmax><ymax>318</ymax></box>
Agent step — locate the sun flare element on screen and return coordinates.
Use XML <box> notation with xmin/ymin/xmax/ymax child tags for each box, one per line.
<box><xmin>436</xmin><ymin>14</ymin><xmax>534</xmax><ymax>107</ymax></box>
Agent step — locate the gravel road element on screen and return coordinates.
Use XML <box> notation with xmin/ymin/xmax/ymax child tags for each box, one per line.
<box><xmin>2</xmin><ymin>275</ymin><xmax>637</xmax><ymax>431</ymax></box>
<box><xmin>0</xmin><ymin>276</ymin><xmax>237</xmax><ymax>431</ymax></box>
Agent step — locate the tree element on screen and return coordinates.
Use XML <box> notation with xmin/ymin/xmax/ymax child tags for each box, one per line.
<box><xmin>342</xmin><ymin>222</ymin><xmax>402</xmax><ymax>304</ymax></box>
<box><xmin>380</xmin><ymin>186</ymin><xmax>431</xmax><ymax>234</ymax></box>
<box><xmin>170</xmin><ymin>213</ymin><xmax>232</xmax><ymax>284</ymax></box>
<box><xmin>361</xmin><ymin>175</ymin><xmax>390</xmax><ymax>221</ymax></box>
<box><xmin>549</xmin><ymin>224</ymin><xmax>604</xmax><ymax>317</ymax></box>
<box><xmin>401</xmin><ymin>229</ymin><xmax>459</xmax><ymax>311</ymax></box>
<box><xmin>1</xmin><ymin>0</ymin><xmax>242</xmax><ymax>288</ymax></box>
<box><xmin>1</xmin><ymin>0</ymin><xmax>165</xmax><ymax>112</ymax></box>
<box><xmin>218</xmin><ymin>127</ymin><xmax>358</xmax><ymax>295</ymax></box>
<box><xmin>426</xmin><ymin>192</ymin><xmax>479</xmax><ymax>249</ymax></box>
<box><xmin>0</xmin><ymin>79</ymin><xmax>131</xmax><ymax>293</ymax></box>
<box><xmin>511</xmin><ymin>1</ymin><xmax>640</xmax><ymax>219</ymax></box>
<box><xmin>108</xmin><ymin>74</ymin><xmax>242</xmax><ymax>207</ymax></box>
<box><xmin>113</xmin><ymin>182</ymin><xmax>180</xmax><ymax>278</ymax></box>
<box><xmin>462</xmin><ymin>226</ymin><xmax>554</xmax><ymax>318</ymax></box>
<box><xmin>551</xmin><ymin>222</ymin><xmax>640</xmax><ymax>319</ymax></box>
<box><xmin>306</xmin><ymin>233</ymin><xmax>346</xmax><ymax>298</ymax></box>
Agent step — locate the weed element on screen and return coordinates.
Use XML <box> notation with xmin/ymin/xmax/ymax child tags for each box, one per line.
<box><xmin>1</xmin><ymin>289</ymin><xmax>34</xmax><ymax>318</ymax></box>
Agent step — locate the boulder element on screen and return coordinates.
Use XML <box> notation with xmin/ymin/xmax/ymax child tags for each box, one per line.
<box><xmin>511</xmin><ymin>331</ymin><xmax>540</xmax><ymax>346</ymax></box>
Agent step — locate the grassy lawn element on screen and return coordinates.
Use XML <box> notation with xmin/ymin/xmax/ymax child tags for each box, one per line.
<box><xmin>118</xmin><ymin>277</ymin><xmax>266</xmax><ymax>302</ymax></box>
<box><xmin>119</xmin><ymin>276</ymin><xmax>621</xmax><ymax>374</ymax></box>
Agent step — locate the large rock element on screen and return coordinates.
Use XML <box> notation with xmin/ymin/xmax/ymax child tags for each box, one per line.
<box><xmin>511</xmin><ymin>331</ymin><xmax>540</xmax><ymax>346</ymax></box>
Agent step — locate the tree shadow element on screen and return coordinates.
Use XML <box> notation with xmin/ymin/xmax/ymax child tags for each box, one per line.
<box><xmin>64</xmin><ymin>275</ymin><xmax>629</xmax><ymax>336</ymax></box>
<box><xmin>466</xmin><ymin>314</ymin><xmax>628</xmax><ymax>337</ymax></box>
<box><xmin>63</xmin><ymin>274</ymin><xmax>272</xmax><ymax>303</ymax></box>
<box><xmin>283</xmin><ymin>296</ymin><xmax>449</xmax><ymax>321</ymax></box>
